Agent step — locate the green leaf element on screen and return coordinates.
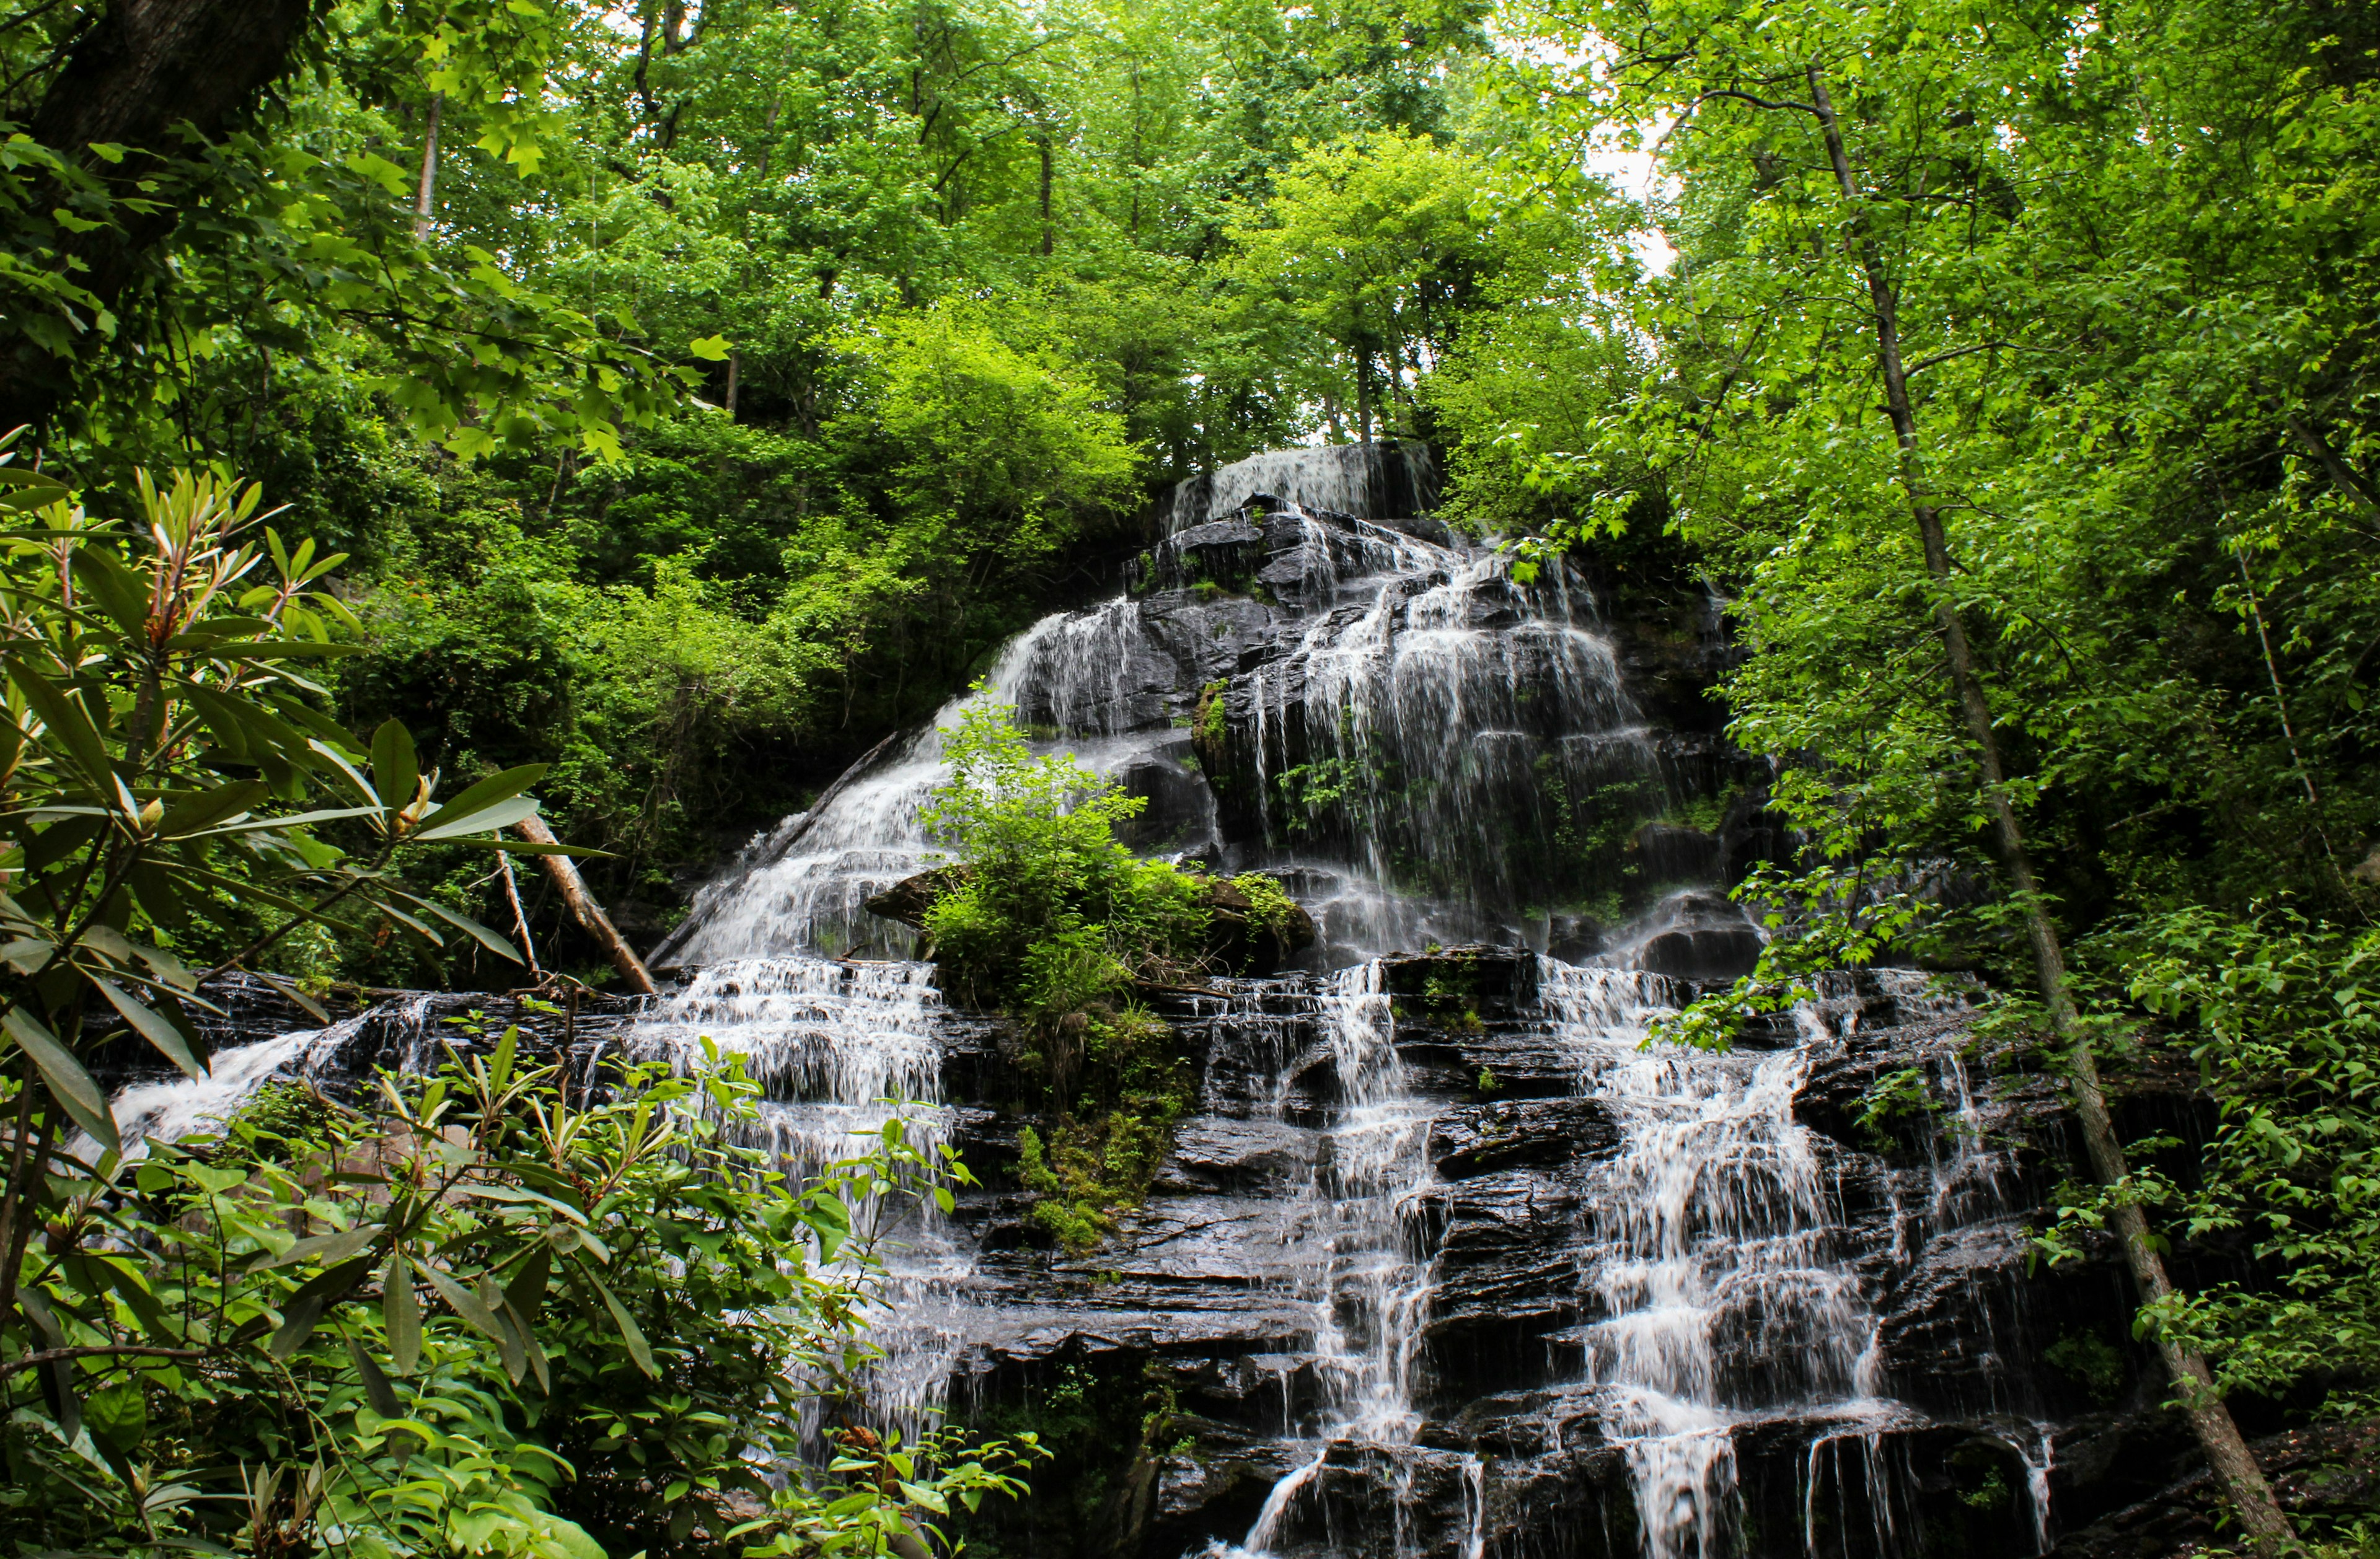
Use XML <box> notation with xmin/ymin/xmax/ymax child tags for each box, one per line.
<box><xmin>504</xmin><ymin>1244</ymin><xmax>551</xmax><ymax>1315</ymax></box>
<box><xmin>581</xmin><ymin>1266</ymin><xmax>658</xmax><ymax>1377</ymax></box>
<box><xmin>414</xmin><ymin>898</ymin><xmax>521</xmax><ymax>962</ymax></box>
<box><xmin>489</xmin><ymin>1024</ymin><xmax>518</xmax><ymax>1091</ymax></box>
<box><xmin>286</xmin><ymin>1252</ymin><xmax>379</xmax><ymax>1306</ymax></box>
<box><xmin>86</xmin><ymin>1381</ymin><xmax>147</xmax><ymax>1452</ymax></box>
<box><xmin>68</xmin><ymin>548</ymin><xmax>148</xmax><ymax>639</ymax></box>
<box><xmin>155</xmin><ymin>779</ymin><xmax>270</xmax><ymax>838</ymax></box>
<box><xmin>418</xmin><ymin>1260</ymin><xmax>508</xmax><ymax>1343</ymax></box>
<box><xmin>6</xmin><ymin>661</ymin><xmax>112</xmax><ymax>784</ymax></box>
<box><xmin>262</xmin><ymin>1221</ymin><xmax>384</xmax><ymax>1271</ymax></box>
<box><xmin>201</xmin><ymin>639</ymin><xmax>367</xmax><ymax>660</ymax></box>
<box><xmin>371</xmin><ymin>719</ymin><xmax>419</xmax><ymax>810</ymax></box>
<box><xmin>412</xmin><ymin>765</ymin><xmax>547</xmax><ymax>836</ymax></box>
<box><xmin>346</xmin><ymin>1333</ymin><xmax>402</xmax><ymax>1418</ymax></box>
<box><xmin>269</xmin><ymin>1294</ymin><xmax>328</xmax><ymax>1359</ymax></box>
<box><xmin>4</xmin><ymin>1007</ymin><xmax>117</xmax><ymax>1154</ymax></box>
<box><xmin>487</xmin><ymin>1273</ymin><xmax>527</xmax><ymax>1384</ymax></box>
<box><xmin>307</xmin><ymin>738</ymin><xmax>382</xmax><ymax>807</ymax></box>
<box><xmin>92</xmin><ymin>976</ymin><xmax>208</xmax><ymax>1081</ymax></box>
<box><xmin>460</xmin><ymin>1182</ymin><xmax>587</xmax><ymax>1223</ymax></box>
<box><xmin>383</xmin><ymin>1252</ymin><xmax>421</xmax><ymax>1374</ymax></box>
<box><xmin>690</xmin><ymin>334</ymin><xmax>732</xmax><ymax>361</ymax></box>
<box><xmin>125</xmin><ymin>859</ymin><xmax>190</xmax><ymax>933</ymax></box>
<box><xmin>412</xmin><ymin>796</ymin><xmax>541</xmax><ymax>841</ymax></box>
<box><xmin>344</xmin><ymin>151</ymin><xmax>413</xmax><ymax>197</ymax></box>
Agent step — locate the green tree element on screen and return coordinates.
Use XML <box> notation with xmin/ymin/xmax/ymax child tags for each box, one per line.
<box><xmin>1497</xmin><ymin>0</ymin><xmax>2380</xmax><ymax>1544</ymax></box>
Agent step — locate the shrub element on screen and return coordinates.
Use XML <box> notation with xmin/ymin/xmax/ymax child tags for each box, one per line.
<box><xmin>919</xmin><ymin>696</ymin><xmax>1210</xmax><ymax>1014</ymax></box>
<box><xmin>0</xmin><ymin>1034</ymin><xmax>1038</xmax><ymax>1558</ymax></box>
<box><xmin>920</xmin><ymin>700</ymin><xmax>1209</xmax><ymax>1249</ymax></box>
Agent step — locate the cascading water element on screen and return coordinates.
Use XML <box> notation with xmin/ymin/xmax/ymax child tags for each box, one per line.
<box><xmin>87</xmin><ymin>446</ymin><xmax>2123</xmax><ymax>1558</ymax></box>
<box><xmin>1549</xmin><ymin>963</ymin><xmax>1878</xmax><ymax>1559</ymax></box>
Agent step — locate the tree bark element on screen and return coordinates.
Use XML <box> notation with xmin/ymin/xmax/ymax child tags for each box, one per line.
<box><xmin>0</xmin><ymin>0</ymin><xmax>323</xmax><ymax>438</ymax></box>
<box><xmin>413</xmin><ymin>92</ymin><xmax>442</xmax><ymax>241</ymax></box>
<box><xmin>514</xmin><ymin>814</ymin><xmax>657</xmax><ymax>995</ymax></box>
<box><xmin>1805</xmin><ymin>62</ymin><xmax>2298</xmax><ymax>1556</ymax></box>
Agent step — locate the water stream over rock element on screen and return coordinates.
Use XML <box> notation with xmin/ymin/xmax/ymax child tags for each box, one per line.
<box><xmin>95</xmin><ymin>445</ymin><xmax>2223</xmax><ymax>1557</ymax></box>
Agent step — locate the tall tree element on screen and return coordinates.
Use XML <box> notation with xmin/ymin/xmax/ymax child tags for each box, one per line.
<box><xmin>0</xmin><ymin>0</ymin><xmax>319</xmax><ymax>433</ymax></box>
<box><xmin>1495</xmin><ymin>0</ymin><xmax>2380</xmax><ymax>1545</ymax></box>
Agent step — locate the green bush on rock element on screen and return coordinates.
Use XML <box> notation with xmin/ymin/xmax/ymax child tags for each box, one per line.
<box><xmin>918</xmin><ymin>695</ymin><xmax>1212</xmax><ymax>1016</ymax></box>
<box><xmin>914</xmin><ymin>700</ymin><xmax>1215</xmax><ymax>1249</ymax></box>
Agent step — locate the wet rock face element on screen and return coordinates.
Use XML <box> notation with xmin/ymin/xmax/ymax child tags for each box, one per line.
<box><xmin>937</xmin><ymin>956</ymin><xmax>2316</xmax><ymax>1559</ymax></box>
<box><xmin>930</xmin><ymin>963</ymin><xmax>2226</xmax><ymax>1559</ymax></box>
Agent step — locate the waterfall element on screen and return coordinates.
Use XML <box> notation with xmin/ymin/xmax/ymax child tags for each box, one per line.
<box><xmin>82</xmin><ymin>446</ymin><xmax>2103</xmax><ymax>1559</ymax></box>
<box><xmin>1549</xmin><ymin>964</ymin><xmax>1876</xmax><ymax>1559</ymax></box>
<box><xmin>628</xmin><ymin>956</ymin><xmax>947</xmax><ymax>1176</ymax></box>
<box><xmin>1209</xmin><ymin>960</ymin><xmax>1447</xmax><ymax>1559</ymax></box>
<box><xmin>66</xmin><ymin>994</ymin><xmax>444</xmax><ymax>1164</ymax></box>
<box><xmin>1162</xmin><ymin>443</ymin><xmax>1439</xmax><ymax>535</ymax></box>
<box><xmin>626</xmin><ymin>957</ymin><xmax>971</xmax><ymax>1444</ymax></box>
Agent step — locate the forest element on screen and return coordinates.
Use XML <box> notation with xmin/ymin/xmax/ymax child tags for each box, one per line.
<box><xmin>0</xmin><ymin>0</ymin><xmax>2375</xmax><ymax>1555</ymax></box>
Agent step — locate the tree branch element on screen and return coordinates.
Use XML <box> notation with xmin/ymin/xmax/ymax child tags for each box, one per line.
<box><xmin>0</xmin><ymin>1342</ymin><xmax>210</xmax><ymax>1381</ymax></box>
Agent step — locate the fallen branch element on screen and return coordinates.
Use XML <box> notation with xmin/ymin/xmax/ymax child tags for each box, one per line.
<box><xmin>513</xmin><ymin>815</ymin><xmax>656</xmax><ymax>996</ymax></box>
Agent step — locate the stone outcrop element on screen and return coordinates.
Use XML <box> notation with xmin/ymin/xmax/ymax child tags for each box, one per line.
<box><xmin>926</xmin><ymin>961</ymin><xmax>2294</xmax><ymax>1559</ymax></box>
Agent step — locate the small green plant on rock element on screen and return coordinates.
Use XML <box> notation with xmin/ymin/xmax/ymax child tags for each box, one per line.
<box><xmin>1195</xmin><ymin>679</ymin><xmax>1231</xmax><ymax>762</ymax></box>
<box><xmin>1854</xmin><ymin>1066</ymin><xmax>1941</xmax><ymax>1151</ymax></box>
<box><xmin>1232</xmin><ymin>871</ymin><xmax>1300</xmax><ymax>938</ymax></box>
<box><xmin>2046</xmin><ymin>1329</ymin><xmax>2128</xmax><ymax>1406</ymax></box>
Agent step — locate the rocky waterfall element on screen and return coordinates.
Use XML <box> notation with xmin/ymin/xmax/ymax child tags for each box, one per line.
<box><xmin>94</xmin><ymin>445</ymin><xmax>2298</xmax><ymax>1558</ymax></box>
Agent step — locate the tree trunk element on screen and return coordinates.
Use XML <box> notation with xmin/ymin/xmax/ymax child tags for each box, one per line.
<box><xmin>514</xmin><ymin>815</ymin><xmax>657</xmax><ymax>995</ymax></box>
<box><xmin>1805</xmin><ymin>63</ymin><xmax>2297</xmax><ymax>1555</ymax></box>
<box><xmin>0</xmin><ymin>0</ymin><xmax>322</xmax><ymax>438</ymax></box>
<box><xmin>1356</xmin><ymin>345</ymin><xmax>1374</xmax><ymax>444</ymax></box>
<box><xmin>413</xmin><ymin>92</ymin><xmax>443</xmax><ymax>241</ymax></box>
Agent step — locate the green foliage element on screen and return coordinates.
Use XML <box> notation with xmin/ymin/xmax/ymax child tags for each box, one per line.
<box><xmin>0</xmin><ymin>451</ymin><xmax>545</xmax><ymax>1156</ymax></box>
<box><xmin>1649</xmin><ymin>866</ymin><xmax>1924</xmax><ymax>1053</ymax></box>
<box><xmin>0</xmin><ymin>1035</ymin><xmax>1036</xmax><ymax>1558</ymax></box>
<box><xmin>1418</xmin><ymin>955</ymin><xmax>1486</xmax><ymax>1034</ymax></box>
<box><xmin>948</xmin><ymin>1357</ymin><xmax>1177</xmax><ymax>1559</ymax></box>
<box><xmin>1015</xmin><ymin>1103</ymin><xmax>1177</xmax><ymax>1256</ymax></box>
<box><xmin>920</xmin><ymin>702</ymin><xmax>1204</xmax><ymax>1249</ymax></box>
<box><xmin>1195</xmin><ymin>681</ymin><xmax>1230</xmax><ymax>764</ymax></box>
<box><xmin>0</xmin><ymin>0</ymin><xmax>1561</xmax><ymax>990</ymax></box>
<box><xmin>2076</xmin><ymin>909</ymin><xmax>2380</xmax><ymax>1413</ymax></box>
<box><xmin>1230</xmin><ymin>872</ymin><xmax>1300</xmax><ymax>941</ymax></box>
<box><xmin>1854</xmin><ymin>1067</ymin><xmax>1941</xmax><ymax>1153</ymax></box>
<box><xmin>920</xmin><ymin>697</ymin><xmax>1210</xmax><ymax>1012</ymax></box>
<box><xmin>2045</xmin><ymin>1330</ymin><xmax>2130</xmax><ymax>1407</ymax></box>
<box><xmin>844</xmin><ymin>305</ymin><xmax>1142</xmax><ymax>568</ymax></box>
